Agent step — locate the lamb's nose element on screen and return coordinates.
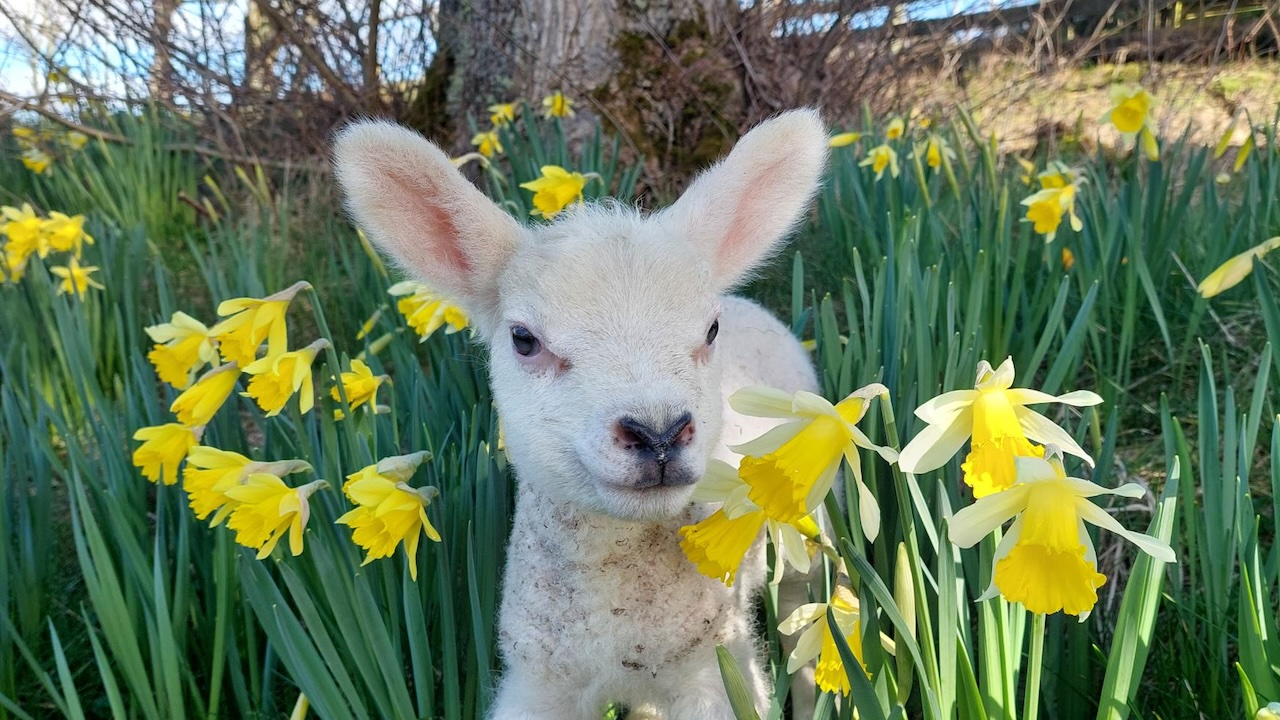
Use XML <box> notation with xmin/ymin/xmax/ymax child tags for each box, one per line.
<box><xmin>613</xmin><ymin>412</ymin><xmax>695</xmax><ymax>466</ymax></box>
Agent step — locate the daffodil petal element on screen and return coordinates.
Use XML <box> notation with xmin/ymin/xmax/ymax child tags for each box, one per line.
<box><xmin>1076</xmin><ymin>502</ymin><xmax>1176</xmax><ymax>563</ymax></box>
<box><xmin>976</xmin><ymin>515</ymin><xmax>1025</xmax><ymax>601</ymax></box>
<box><xmin>914</xmin><ymin>390</ymin><xmax>978</xmax><ymax>423</ymax></box>
<box><xmin>728</xmin><ymin>421</ymin><xmax>805</xmax><ymax>456</ymax></box>
<box><xmin>1015</xmin><ymin>406</ymin><xmax>1094</xmax><ymax>465</ymax></box>
<box><xmin>792</xmin><ymin>390</ymin><xmax>838</xmax><ymax>419</ymax></box>
<box><xmin>779</xmin><ymin>603</ymin><xmax>828</xmax><ymax>635</ymax></box>
<box><xmin>728</xmin><ymin>386</ymin><xmax>798</xmax><ymax>418</ymax></box>
<box><xmin>947</xmin><ymin>485</ymin><xmax>1030</xmax><ymax>548</ymax></box>
<box><xmin>1005</xmin><ymin>388</ymin><xmax>1104</xmax><ymax>407</ymax></box>
<box><xmin>1061</xmin><ymin>477</ymin><xmax>1146</xmax><ymax>499</ymax></box>
<box><xmin>787</xmin><ymin>623</ymin><xmax>826</xmax><ymax>673</ymax></box>
<box><xmin>897</xmin><ymin>408</ymin><xmax>973</xmax><ymax>474</ymax></box>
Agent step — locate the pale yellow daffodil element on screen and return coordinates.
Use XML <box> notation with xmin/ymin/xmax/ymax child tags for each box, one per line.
<box><xmin>1197</xmin><ymin>236</ymin><xmax>1280</xmax><ymax>298</ymax></box>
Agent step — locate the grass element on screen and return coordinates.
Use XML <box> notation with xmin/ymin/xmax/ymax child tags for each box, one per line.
<box><xmin>1</xmin><ymin>96</ymin><xmax>1278</xmax><ymax>720</ymax></box>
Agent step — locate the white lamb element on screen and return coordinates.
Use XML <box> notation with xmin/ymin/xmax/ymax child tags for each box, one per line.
<box><xmin>335</xmin><ymin>109</ymin><xmax>828</xmax><ymax>719</ymax></box>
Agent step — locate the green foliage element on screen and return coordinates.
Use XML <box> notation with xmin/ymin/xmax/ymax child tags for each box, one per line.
<box><xmin>1</xmin><ymin>104</ymin><xmax>1278</xmax><ymax>720</ymax></box>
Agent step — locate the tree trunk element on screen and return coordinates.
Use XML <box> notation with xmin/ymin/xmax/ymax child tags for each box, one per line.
<box><xmin>149</xmin><ymin>0</ymin><xmax>179</xmax><ymax>102</ymax></box>
<box><xmin>430</xmin><ymin>0</ymin><xmax>745</xmax><ymax>187</ymax></box>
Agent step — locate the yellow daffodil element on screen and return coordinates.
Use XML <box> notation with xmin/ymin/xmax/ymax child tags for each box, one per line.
<box><xmin>912</xmin><ymin>134</ymin><xmax>955</xmax><ymax>170</ymax></box>
<box><xmin>779</xmin><ymin>585</ymin><xmax>878</xmax><ymax>696</ymax></box>
<box><xmin>679</xmin><ymin>460</ymin><xmax>819</xmax><ymax>586</ymax></box>
<box><xmin>21</xmin><ymin>148</ymin><xmax>51</xmax><ymax>174</ymax></box>
<box><xmin>1235</xmin><ymin>135</ymin><xmax>1255</xmax><ymax>173</ymax></box>
<box><xmin>1198</xmin><ymin>236</ymin><xmax>1280</xmax><ymax>298</ymax></box>
<box><xmin>1016</xmin><ymin>157</ymin><xmax>1037</xmax><ymax>186</ymax></box>
<box><xmin>1062</xmin><ymin>247</ymin><xmax>1075</xmax><ymax>272</ymax></box>
<box><xmin>184</xmin><ymin>448</ymin><xmax>310</xmax><ymax>525</ymax></box>
<box><xmin>899</xmin><ymin>358</ymin><xmax>1103</xmax><ymax>498</ymax></box>
<box><xmin>331</xmin><ymin>358</ymin><xmax>388</xmax><ymax>419</ymax></box>
<box><xmin>1140</xmin><ymin>126</ymin><xmax>1160</xmax><ymax>161</ymax></box>
<box><xmin>885</xmin><ymin>117</ymin><xmax>906</xmax><ymax>140</ymax></box>
<box><xmin>336</xmin><ymin>451</ymin><xmax>440</xmax><ymax>580</ymax></box>
<box><xmin>11</xmin><ymin>126</ymin><xmax>34</xmax><ymax>140</ymax></box>
<box><xmin>209</xmin><ymin>281</ymin><xmax>310</xmax><ymax>365</ymax></box>
<box><xmin>732</xmin><ymin>384</ymin><xmax>897</xmax><ymax>541</ymax></box>
<box><xmin>542</xmin><ymin>91</ymin><xmax>575</xmax><ymax>118</ymax></box>
<box><xmin>1214</xmin><ymin>116</ymin><xmax>1238</xmax><ymax>159</ymax></box>
<box><xmin>859</xmin><ymin>144</ymin><xmax>899</xmax><ymax>181</ymax></box>
<box><xmin>242</xmin><ymin>339</ymin><xmax>329</xmax><ymax>417</ymax></box>
<box><xmin>829</xmin><ymin>132</ymin><xmax>862</xmax><ymax>148</ymax></box>
<box><xmin>489</xmin><ymin>102</ymin><xmax>517</xmax><ymax>127</ymax></box>
<box><xmin>918</xmin><ymin>117</ymin><xmax>932</xmax><ymax>130</ymax></box>
<box><xmin>387</xmin><ymin>281</ymin><xmax>469</xmax><ymax>340</ymax></box>
<box><xmin>146</xmin><ymin>311</ymin><xmax>220</xmax><ymax>389</ymax></box>
<box><xmin>356</xmin><ymin>307</ymin><xmax>384</xmax><ymax>341</ymax></box>
<box><xmin>171</xmin><ymin>362</ymin><xmax>241</xmax><ymax>427</ymax></box>
<box><xmin>471</xmin><ymin>130</ymin><xmax>503</xmax><ymax>158</ymax></box>
<box><xmin>1</xmin><ymin>246</ymin><xmax>28</xmax><ymax>284</ymax></box>
<box><xmin>65</xmin><ymin>131</ymin><xmax>89</xmax><ymax>150</ymax></box>
<box><xmin>2</xmin><ymin>203</ymin><xmax>49</xmax><ymax>260</ymax></box>
<box><xmin>520</xmin><ymin>165</ymin><xmax>588</xmax><ymax>218</ymax></box>
<box><xmin>131</xmin><ymin>423</ymin><xmax>201</xmax><ymax>486</ymax></box>
<box><xmin>225</xmin><ymin>475</ymin><xmax>329</xmax><ymax>558</ymax></box>
<box><xmin>949</xmin><ymin>449</ymin><xmax>1175</xmax><ymax>617</ymax></box>
<box><xmin>50</xmin><ymin>257</ymin><xmax>104</xmax><ymax>299</ymax></box>
<box><xmin>1021</xmin><ymin>184</ymin><xmax>1082</xmax><ymax>243</ymax></box>
<box><xmin>42</xmin><ymin>212</ymin><xmax>94</xmax><ymax>256</ymax></box>
<box><xmin>1101</xmin><ymin>84</ymin><xmax>1156</xmax><ymax>138</ymax></box>
<box><xmin>1037</xmin><ymin>161</ymin><xmax>1078</xmax><ymax>189</ymax></box>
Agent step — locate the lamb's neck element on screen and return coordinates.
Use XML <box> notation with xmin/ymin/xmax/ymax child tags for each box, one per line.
<box><xmin>513</xmin><ymin>482</ymin><xmax>698</xmax><ymax>566</ymax></box>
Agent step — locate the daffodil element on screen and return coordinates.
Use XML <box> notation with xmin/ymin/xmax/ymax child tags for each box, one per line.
<box><xmin>1234</xmin><ymin>135</ymin><xmax>1255</xmax><ymax>173</ymax></box>
<box><xmin>21</xmin><ymin>148</ymin><xmax>51</xmax><ymax>174</ymax></box>
<box><xmin>1214</xmin><ymin>116</ymin><xmax>1238</xmax><ymax>159</ymax></box>
<box><xmin>225</xmin><ymin>475</ymin><xmax>329</xmax><ymax>558</ymax></box>
<box><xmin>1062</xmin><ymin>247</ymin><xmax>1075</xmax><ymax>272</ymax></box>
<box><xmin>1101</xmin><ymin>84</ymin><xmax>1156</xmax><ymax>138</ymax></box>
<box><xmin>949</xmin><ymin>449</ymin><xmax>1175</xmax><ymax>617</ymax></box>
<box><xmin>1198</xmin><ymin>236</ymin><xmax>1280</xmax><ymax>298</ymax></box>
<box><xmin>209</xmin><ymin>281</ymin><xmax>310</xmax><ymax>365</ymax></box>
<box><xmin>184</xmin><ymin>448</ymin><xmax>310</xmax><ymax>525</ymax></box>
<box><xmin>1256</xmin><ymin>702</ymin><xmax>1280</xmax><ymax>720</ymax></box>
<box><xmin>2</xmin><ymin>204</ymin><xmax>49</xmax><ymax>260</ymax></box>
<box><xmin>489</xmin><ymin>102</ymin><xmax>517</xmax><ymax>127</ymax></box>
<box><xmin>242</xmin><ymin>339</ymin><xmax>329</xmax><ymax>417</ymax></box>
<box><xmin>542</xmin><ymin>91</ymin><xmax>575</xmax><ymax>118</ymax></box>
<box><xmin>912</xmin><ymin>134</ymin><xmax>955</xmax><ymax>170</ymax></box>
<box><xmin>1</xmin><ymin>246</ymin><xmax>28</xmax><ymax>284</ymax></box>
<box><xmin>356</xmin><ymin>307</ymin><xmax>384</xmax><ymax>341</ymax></box>
<box><xmin>146</xmin><ymin>312</ymin><xmax>220</xmax><ymax>389</ymax></box>
<box><xmin>859</xmin><ymin>144</ymin><xmax>899</xmax><ymax>181</ymax></box>
<box><xmin>898</xmin><ymin>358</ymin><xmax>1103</xmax><ymax>498</ymax></box>
<box><xmin>50</xmin><ymin>257</ymin><xmax>104</xmax><ymax>299</ymax></box>
<box><xmin>520</xmin><ymin>165</ymin><xmax>588</xmax><ymax>218</ymax></box>
<box><xmin>471</xmin><ymin>130</ymin><xmax>503</xmax><ymax>158</ymax></box>
<box><xmin>331</xmin><ymin>358</ymin><xmax>387</xmax><ymax>419</ymax></box>
<box><xmin>42</xmin><ymin>212</ymin><xmax>94</xmax><ymax>256</ymax></box>
<box><xmin>11</xmin><ymin>126</ymin><xmax>34</xmax><ymax>140</ymax></box>
<box><xmin>65</xmin><ymin>131</ymin><xmax>89</xmax><ymax>150</ymax></box>
<box><xmin>171</xmin><ymin>362</ymin><xmax>241</xmax><ymax>427</ymax></box>
<box><xmin>679</xmin><ymin>460</ymin><xmax>818</xmax><ymax>586</ymax></box>
<box><xmin>829</xmin><ymin>132</ymin><xmax>862</xmax><ymax>148</ymax></box>
<box><xmin>388</xmin><ymin>281</ymin><xmax>469</xmax><ymax>340</ymax></box>
<box><xmin>1037</xmin><ymin>161</ymin><xmax>1078</xmax><ymax>189</ymax></box>
<box><xmin>1021</xmin><ymin>184</ymin><xmax>1082</xmax><ymax>243</ymax></box>
<box><xmin>336</xmin><ymin>451</ymin><xmax>440</xmax><ymax>580</ymax></box>
<box><xmin>1016</xmin><ymin>157</ymin><xmax>1037</xmax><ymax>186</ymax></box>
<box><xmin>132</xmin><ymin>423</ymin><xmax>201</xmax><ymax>486</ymax></box>
<box><xmin>732</xmin><ymin>384</ymin><xmax>897</xmax><ymax>541</ymax></box>
<box><xmin>885</xmin><ymin>117</ymin><xmax>906</xmax><ymax>140</ymax></box>
<box><xmin>779</xmin><ymin>585</ymin><xmax>876</xmax><ymax>696</ymax></box>
<box><xmin>1140</xmin><ymin>126</ymin><xmax>1160</xmax><ymax>161</ymax></box>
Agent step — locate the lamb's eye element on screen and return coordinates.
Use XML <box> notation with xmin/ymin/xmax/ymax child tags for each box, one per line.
<box><xmin>511</xmin><ymin>325</ymin><xmax>541</xmax><ymax>357</ymax></box>
<box><xmin>706</xmin><ymin>319</ymin><xmax>719</xmax><ymax>345</ymax></box>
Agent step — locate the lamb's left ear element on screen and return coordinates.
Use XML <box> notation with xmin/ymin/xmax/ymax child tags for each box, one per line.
<box><xmin>659</xmin><ymin>108</ymin><xmax>828</xmax><ymax>290</ymax></box>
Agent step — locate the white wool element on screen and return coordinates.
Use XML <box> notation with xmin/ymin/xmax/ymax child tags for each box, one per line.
<box><xmin>335</xmin><ymin>109</ymin><xmax>828</xmax><ymax>719</ymax></box>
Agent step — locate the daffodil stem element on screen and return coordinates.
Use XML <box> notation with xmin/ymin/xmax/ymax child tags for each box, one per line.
<box><xmin>1024</xmin><ymin>612</ymin><xmax>1047</xmax><ymax>720</ymax></box>
<box><xmin>877</xmin><ymin>394</ymin><xmax>942</xmax><ymax>694</ymax></box>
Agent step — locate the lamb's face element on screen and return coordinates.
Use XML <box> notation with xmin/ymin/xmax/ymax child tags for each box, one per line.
<box><xmin>488</xmin><ymin>210</ymin><xmax>723</xmax><ymax>520</ymax></box>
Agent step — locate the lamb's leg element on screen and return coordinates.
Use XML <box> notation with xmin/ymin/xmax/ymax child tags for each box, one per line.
<box><xmin>488</xmin><ymin>668</ymin><xmax>596</xmax><ymax>720</ymax></box>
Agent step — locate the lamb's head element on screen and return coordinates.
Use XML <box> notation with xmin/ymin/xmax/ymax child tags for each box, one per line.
<box><xmin>334</xmin><ymin>110</ymin><xmax>827</xmax><ymax>520</ymax></box>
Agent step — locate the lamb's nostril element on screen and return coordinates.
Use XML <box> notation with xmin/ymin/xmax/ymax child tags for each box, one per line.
<box><xmin>613</xmin><ymin>423</ymin><xmax>647</xmax><ymax>450</ymax></box>
<box><xmin>614</xmin><ymin>413</ymin><xmax>695</xmax><ymax>466</ymax></box>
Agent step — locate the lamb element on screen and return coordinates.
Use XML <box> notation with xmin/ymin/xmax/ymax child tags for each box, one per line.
<box><xmin>334</xmin><ymin>109</ymin><xmax>829</xmax><ymax>719</ymax></box>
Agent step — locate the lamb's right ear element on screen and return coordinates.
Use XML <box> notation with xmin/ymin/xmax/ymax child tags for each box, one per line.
<box><xmin>333</xmin><ymin>121</ymin><xmax>521</xmax><ymax>324</ymax></box>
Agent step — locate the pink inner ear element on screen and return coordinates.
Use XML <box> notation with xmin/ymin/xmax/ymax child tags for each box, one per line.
<box><xmin>717</xmin><ymin>153</ymin><xmax>794</xmax><ymax>276</ymax></box>
<box><xmin>384</xmin><ymin>168</ymin><xmax>473</xmax><ymax>277</ymax></box>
